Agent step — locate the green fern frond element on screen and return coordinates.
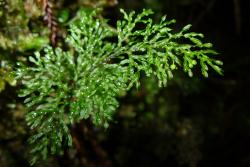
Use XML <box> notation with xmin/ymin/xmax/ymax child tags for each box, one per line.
<box><xmin>15</xmin><ymin>9</ymin><xmax>222</xmax><ymax>165</ymax></box>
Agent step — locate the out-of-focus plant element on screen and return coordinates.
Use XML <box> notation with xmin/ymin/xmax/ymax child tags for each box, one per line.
<box><xmin>0</xmin><ymin>61</ymin><xmax>16</xmax><ymax>92</ymax></box>
<box><xmin>0</xmin><ymin>0</ymin><xmax>48</xmax><ymax>51</ymax></box>
<box><xmin>79</xmin><ymin>0</ymin><xmax>118</xmax><ymax>7</ymax></box>
<box><xmin>0</xmin><ymin>0</ymin><xmax>49</xmax><ymax>92</ymax></box>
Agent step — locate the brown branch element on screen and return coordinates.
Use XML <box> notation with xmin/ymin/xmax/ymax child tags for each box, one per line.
<box><xmin>70</xmin><ymin>121</ymin><xmax>112</xmax><ymax>167</ymax></box>
<box><xmin>71</xmin><ymin>122</ymin><xmax>91</xmax><ymax>167</ymax></box>
<box><xmin>43</xmin><ymin>0</ymin><xmax>58</xmax><ymax>47</ymax></box>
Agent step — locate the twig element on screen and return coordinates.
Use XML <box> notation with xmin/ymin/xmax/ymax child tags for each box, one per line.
<box><xmin>43</xmin><ymin>0</ymin><xmax>58</xmax><ymax>47</ymax></box>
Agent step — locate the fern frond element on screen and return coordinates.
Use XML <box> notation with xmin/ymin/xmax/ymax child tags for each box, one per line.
<box><xmin>16</xmin><ymin>9</ymin><xmax>222</xmax><ymax>164</ymax></box>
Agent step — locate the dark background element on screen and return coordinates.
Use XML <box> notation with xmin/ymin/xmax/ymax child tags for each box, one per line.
<box><xmin>0</xmin><ymin>0</ymin><xmax>250</xmax><ymax>167</ymax></box>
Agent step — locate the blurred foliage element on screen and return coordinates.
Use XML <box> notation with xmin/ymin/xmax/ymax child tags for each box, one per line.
<box><xmin>79</xmin><ymin>0</ymin><xmax>118</xmax><ymax>7</ymax></box>
<box><xmin>0</xmin><ymin>0</ymin><xmax>49</xmax><ymax>51</ymax></box>
<box><xmin>0</xmin><ymin>61</ymin><xmax>16</xmax><ymax>92</ymax></box>
<box><xmin>0</xmin><ymin>0</ymin><xmax>49</xmax><ymax>93</ymax></box>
